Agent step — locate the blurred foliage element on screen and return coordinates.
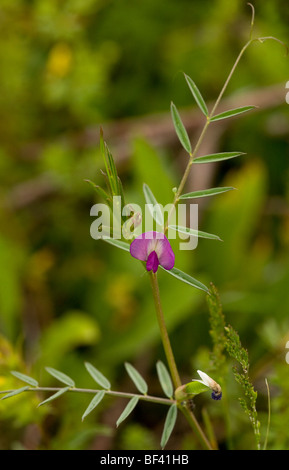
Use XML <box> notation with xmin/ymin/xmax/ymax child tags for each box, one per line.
<box><xmin>0</xmin><ymin>0</ymin><xmax>289</xmax><ymax>450</ymax></box>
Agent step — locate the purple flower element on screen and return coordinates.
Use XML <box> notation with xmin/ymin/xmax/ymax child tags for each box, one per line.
<box><xmin>130</xmin><ymin>231</ymin><xmax>175</xmax><ymax>273</ymax></box>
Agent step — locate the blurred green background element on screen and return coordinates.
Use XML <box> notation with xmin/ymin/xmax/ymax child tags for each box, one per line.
<box><xmin>0</xmin><ymin>0</ymin><xmax>289</xmax><ymax>450</ymax></box>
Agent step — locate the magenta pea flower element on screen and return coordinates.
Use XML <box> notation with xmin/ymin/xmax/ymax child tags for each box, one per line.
<box><xmin>130</xmin><ymin>231</ymin><xmax>175</xmax><ymax>273</ymax></box>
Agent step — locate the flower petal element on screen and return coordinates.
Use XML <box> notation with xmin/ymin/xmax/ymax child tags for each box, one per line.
<box><xmin>130</xmin><ymin>231</ymin><xmax>175</xmax><ymax>272</ymax></box>
<box><xmin>129</xmin><ymin>232</ymin><xmax>154</xmax><ymax>261</ymax></box>
<box><xmin>197</xmin><ymin>370</ymin><xmax>212</xmax><ymax>388</ymax></box>
<box><xmin>196</xmin><ymin>370</ymin><xmax>222</xmax><ymax>399</ymax></box>
<box><xmin>146</xmin><ymin>251</ymin><xmax>160</xmax><ymax>273</ymax></box>
<box><xmin>157</xmin><ymin>238</ymin><xmax>175</xmax><ymax>270</ymax></box>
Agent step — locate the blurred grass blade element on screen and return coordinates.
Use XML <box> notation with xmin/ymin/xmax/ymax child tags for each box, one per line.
<box><xmin>184</xmin><ymin>73</ymin><xmax>208</xmax><ymax>117</ymax></box>
<box><xmin>100</xmin><ymin>128</ymin><xmax>115</xmax><ymax>194</ymax></box>
<box><xmin>103</xmin><ymin>238</ymin><xmax>130</xmax><ymax>252</ymax></box>
<box><xmin>156</xmin><ymin>361</ymin><xmax>173</xmax><ymax>399</ymax></box>
<box><xmin>210</xmin><ymin>105</ymin><xmax>256</xmax><ymax>122</ymax></box>
<box><xmin>263</xmin><ymin>378</ymin><xmax>271</xmax><ymax>450</ymax></box>
<box><xmin>45</xmin><ymin>367</ymin><xmax>75</xmax><ymax>387</ymax></box>
<box><xmin>84</xmin><ymin>362</ymin><xmax>111</xmax><ymax>390</ymax></box>
<box><xmin>105</xmin><ymin>142</ymin><xmax>119</xmax><ymax>195</ymax></box>
<box><xmin>180</xmin><ymin>186</ymin><xmax>235</xmax><ymax>199</ymax></box>
<box><xmin>11</xmin><ymin>371</ymin><xmax>38</xmax><ymax>387</ymax></box>
<box><xmin>84</xmin><ymin>180</ymin><xmax>112</xmax><ymax>205</ymax></box>
<box><xmin>82</xmin><ymin>390</ymin><xmax>106</xmax><ymax>421</ymax></box>
<box><xmin>143</xmin><ymin>183</ymin><xmax>164</xmax><ymax>226</ymax></box>
<box><xmin>170</xmin><ymin>102</ymin><xmax>192</xmax><ymax>154</ymax></box>
<box><xmin>116</xmin><ymin>396</ymin><xmax>139</xmax><ymax>427</ymax></box>
<box><xmin>1</xmin><ymin>386</ymin><xmax>30</xmax><ymax>400</ymax></box>
<box><xmin>194</xmin><ymin>151</ymin><xmax>245</xmax><ymax>164</ymax></box>
<box><xmin>37</xmin><ymin>387</ymin><xmax>70</xmax><ymax>407</ymax></box>
<box><xmin>117</xmin><ymin>175</ymin><xmax>126</xmax><ymax>210</ymax></box>
<box><xmin>100</xmin><ymin>127</ymin><xmax>119</xmax><ymax>196</ymax></box>
<box><xmin>161</xmin><ymin>404</ymin><xmax>178</xmax><ymax>449</ymax></box>
<box><xmin>161</xmin><ymin>266</ymin><xmax>209</xmax><ymax>294</ymax></box>
<box><xmin>169</xmin><ymin>225</ymin><xmax>222</xmax><ymax>241</ymax></box>
<box><xmin>125</xmin><ymin>362</ymin><xmax>148</xmax><ymax>395</ymax></box>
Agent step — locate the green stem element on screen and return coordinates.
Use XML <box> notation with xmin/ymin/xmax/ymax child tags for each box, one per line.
<box><xmin>164</xmin><ymin>39</ymin><xmax>253</xmax><ymax>233</ymax></box>
<box><xmin>209</xmin><ymin>40</ymin><xmax>252</xmax><ymax>117</ymax></box>
<box><xmin>0</xmin><ymin>386</ymin><xmax>174</xmax><ymax>406</ymax></box>
<box><xmin>149</xmin><ymin>272</ymin><xmax>181</xmax><ymax>388</ymax></box>
<box><xmin>149</xmin><ymin>272</ymin><xmax>213</xmax><ymax>450</ymax></box>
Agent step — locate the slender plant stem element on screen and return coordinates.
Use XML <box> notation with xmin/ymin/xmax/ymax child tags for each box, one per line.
<box><xmin>164</xmin><ymin>119</ymin><xmax>210</xmax><ymax>232</ymax></box>
<box><xmin>149</xmin><ymin>272</ymin><xmax>181</xmax><ymax>388</ymax></box>
<box><xmin>209</xmin><ymin>40</ymin><xmax>252</xmax><ymax>117</ymax></box>
<box><xmin>158</xmin><ymin>36</ymin><xmax>262</xmax><ymax>450</ymax></box>
<box><xmin>164</xmin><ymin>39</ymin><xmax>253</xmax><ymax>233</ymax></box>
<box><xmin>149</xmin><ymin>272</ymin><xmax>213</xmax><ymax>450</ymax></box>
<box><xmin>0</xmin><ymin>386</ymin><xmax>173</xmax><ymax>406</ymax></box>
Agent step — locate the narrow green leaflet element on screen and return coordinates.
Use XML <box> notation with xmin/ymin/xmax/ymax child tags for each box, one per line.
<box><xmin>210</xmin><ymin>105</ymin><xmax>256</xmax><ymax>122</ymax></box>
<box><xmin>179</xmin><ymin>186</ymin><xmax>235</xmax><ymax>199</ymax></box>
<box><xmin>37</xmin><ymin>387</ymin><xmax>70</xmax><ymax>407</ymax></box>
<box><xmin>169</xmin><ymin>225</ymin><xmax>222</xmax><ymax>241</ymax></box>
<box><xmin>143</xmin><ymin>183</ymin><xmax>164</xmax><ymax>226</ymax></box>
<box><xmin>105</xmin><ymin>142</ymin><xmax>119</xmax><ymax>196</ymax></box>
<box><xmin>82</xmin><ymin>390</ymin><xmax>106</xmax><ymax>421</ymax></box>
<box><xmin>84</xmin><ymin>180</ymin><xmax>112</xmax><ymax>204</ymax></box>
<box><xmin>117</xmin><ymin>175</ymin><xmax>126</xmax><ymax>210</ymax></box>
<box><xmin>84</xmin><ymin>362</ymin><xmax>111</xmax><ymax>390</ymax></box>
<box><xmin>184</xmin><ymin>73</ymin><xmax>208</xmax><ymax>117</ymax></box>
<box><xmin>45</xmin><ymin>367</ymin><xmax>75</xmax><ymax>387</ymax></box>
<box><xmin>194</xmin><ymin>151</ymin><xmax>245</xmax><ymax>164</ymax></box>
<box><xmin>156</xmin><ymin>361</ymin><xmax>173</xmax><ymax>399</ymax></box>
<box><xmin>1</xmin><ymin>386</ymin><xmax>30</xmax><ymax>400</ymax></box>
<box><xmin>170</xmin><ymin>102</ymin><xmax>192</xmax><ymax>154</ymax></box>
<box><xmin>160</xmin><ymin>404</ymin><xmax>178</xmax><ymax>449</ymax></box>
<box><xmin>100</xmin><ymin>128</ymin><xmax>118</xmax><ymax>196</ymax></box>
<box><xmin>11</xmin><ymin>371</ymin><xmax>38</xmax><ymax>387</ymax></box>
<box><xmin>99</xmin><ymin>127</ymin><xmax>125</xmax><ymax>207</ymax></box>
<box><xmin>116</xmin><ymin>396</ymin><xmax>139</xmax><ymax>427</ymax></box>
<box><xmin>160</xmin><ymin>266</ymin><xmax>209</xmax><ymax>294</ymax></box>
<box><xmin>125</xmin><ymin>362</ymin><xmax>148</xmax><ymax>395</ymax></box>
<box><xmin>103</xmin><ymin>238</ymin><xmax>130</xmax><ymax>252</ymax></box>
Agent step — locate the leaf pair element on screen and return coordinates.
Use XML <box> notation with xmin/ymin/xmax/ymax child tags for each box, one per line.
<box><xmin>38</xmin><ymin>367</ymin><xmax>75</xmax><ymax>407</ymax></box>
<box><xmin>115</xmin><ymin>362</ymin><xmax>148</xmax><ymax>428</ymax></box>
<box><xmin>82</xmin><ymin>362</ymin><xmax>111</xmax><ymax>421</ymax></box>
<box><xmin>1</xmin><ymin>369</ymin><xmax>72</xmax><ymax>403</ymax></box>
<box><xmin>36</xmin><ymin>365</ymin><xmax>109</xmax><ymax>414</ymax></box>
<box><xmin>82</xmin><ymin>361</ymin><xmax>149</xmax><ymax>425</ymax></box>
<box><xmin>3</xmin><ymin>367</ymin><xmax>76</xmax><ymax>407</ymax></box>
<box><xmin>114</xmin><ymin>361</ymin><xmax>174</xmax><ymax>431</ymax></box>
<box><xmin>171</xmin><ymin>72</ymin><xmax>256</xmax><ymax>156</ymax></box>
<box><xmin>123</xmin><ymin>360</ymin><xmax>174</xmax><ymax>400</ymax></box>
<box><xmin>120</xmin><ymin>361</ymin><xmax>177</xmax><ymax>449</ymax></box>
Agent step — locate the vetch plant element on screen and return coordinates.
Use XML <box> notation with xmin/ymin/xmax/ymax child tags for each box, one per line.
<box><xmin>1</xmin><ymin>5</ymin><xmax>286</xmax><ymax>450</ymax></box>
